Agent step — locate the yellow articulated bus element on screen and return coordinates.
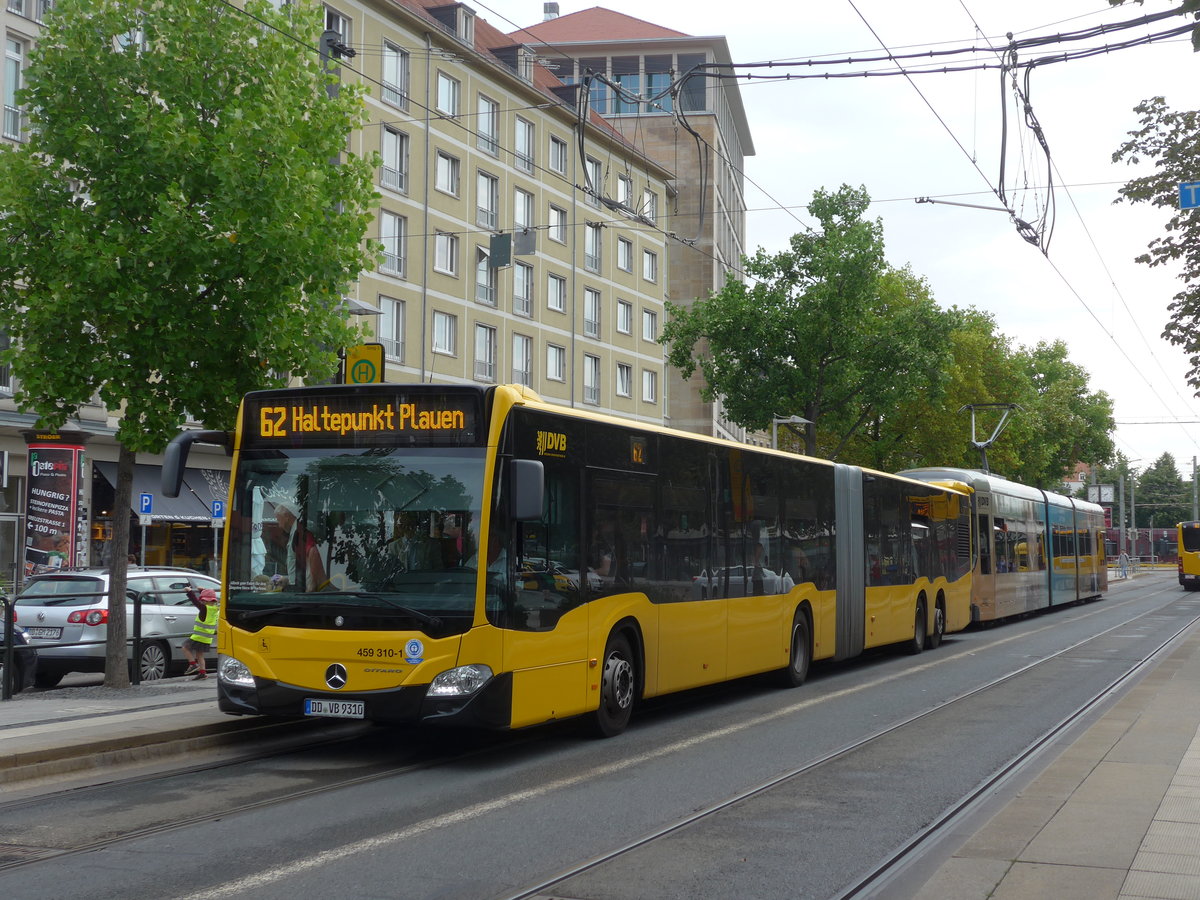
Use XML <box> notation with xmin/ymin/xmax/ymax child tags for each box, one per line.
<box><xmin>1178</xmin><ymin>522</ymin><xmax>1200</xmax><ymax>590</ymax></box>
<box><xmin>163</xmin><ymin>383</ymin><xmax>971</xmax><ymax>737</ymax></box>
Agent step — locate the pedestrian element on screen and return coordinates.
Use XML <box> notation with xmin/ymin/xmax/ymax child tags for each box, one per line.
<box><xmin>1118</xmin><ymin>550</ymin><xmax>1131</xmax><ymax>579</ymax></box>
<box><xmin>182</xmin><ymin>587</ymin><xmax>219</xmax><ymax>678</ymax></box>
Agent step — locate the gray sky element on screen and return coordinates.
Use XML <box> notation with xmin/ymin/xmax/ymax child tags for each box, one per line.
<box><xmin>478</xmin><ymin>0</ymin><xmax>1200</xmax><ymax>480</ymax></box>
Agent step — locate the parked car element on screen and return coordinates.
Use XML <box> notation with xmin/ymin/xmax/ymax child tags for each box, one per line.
<box><xmin>0</xmin><ymin>621</ymin><xmax>38</xmax><ymax>693</ymax></box>
<box><xmin>14</xmin><ymin>567</ymin><xmax>220</xmax><ymax>687</ymax></box>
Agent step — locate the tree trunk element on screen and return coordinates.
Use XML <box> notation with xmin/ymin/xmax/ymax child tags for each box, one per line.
<box><xmin>103</xmin><ymin>443</ymin><xmax>135</xmax><ymax>688</ymax></box>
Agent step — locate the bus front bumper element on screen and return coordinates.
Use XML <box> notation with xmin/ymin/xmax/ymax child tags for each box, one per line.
<box><xmin>217</xmin><ymin>671</ymin><xmax>513</xmax><ymax>729</ymax></box>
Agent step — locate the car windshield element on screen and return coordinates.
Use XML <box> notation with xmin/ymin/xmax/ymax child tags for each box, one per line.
<box><xmin>225</xmin><ymin>447</ymin><xmax>487</xmax><ymax>629</ymax></box>
<box><xmin>16</xmin><ymin>577</ymin><xmax>106</xmax><ymax>607</ymax></box>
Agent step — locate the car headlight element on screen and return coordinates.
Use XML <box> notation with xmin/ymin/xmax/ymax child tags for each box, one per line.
<box><xmin>427</xmin><ymin>664</ymin><xmax>493</xmax><ymax>697</ymax></box>
<box><xmin>218</xmin><ymin>654</ymin><xmax>255</xmax><ymax>688</ymax></box>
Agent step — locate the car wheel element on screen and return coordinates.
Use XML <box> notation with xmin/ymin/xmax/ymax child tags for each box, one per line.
<box><xmin>34</xmin><ymin>670</ymin><xmax>64</xmax><ymax>689</ymax></box>
<box><xmin>132</xmin><ymin>640</ymin><xmax>170</xmax><ymax>681</ymax></box>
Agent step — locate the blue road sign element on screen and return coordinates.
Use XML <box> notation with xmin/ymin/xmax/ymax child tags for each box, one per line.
<box><xmin>211</xmin><ymin>499</ymin><xmax>225</xmax><ymax>519</ymax></box>
<box><xmin>139</xmin><ymin>492</ymin><xmax>153</xmax><ymax>515</ymax></box>
<box><xmin>1181</xmin><ymin>182</ymin><xmax>1200</xmax><ymax>210</ymax></box>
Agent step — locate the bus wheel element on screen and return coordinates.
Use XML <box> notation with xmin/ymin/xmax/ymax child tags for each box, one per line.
<box><xmin>927</xmin><ymin>602</ymin><xmax>945</xmax><ymax>650</ymax></box>
<box><xmin>592</xmin><ymin>633</ymin><xmax>635</xmax><ymax>738</ymax></box>
<box><xmin>908</xmin><ymin>601</ymin><xmax>926</xmax><ymax>655</ymax></box>
<box><xmin>781</xmin><ymin>612</ymin><xmax>811</xmax><ymax>688</ymax></box>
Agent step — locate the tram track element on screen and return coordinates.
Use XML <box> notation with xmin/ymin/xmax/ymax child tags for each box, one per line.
<box><xmin>0</xmin><ymin>578</ymin><xmax>1187</xmax><ymax>896</ymax></box>
<box><xmin>497</xmin><ymin>579</ymin><xmax>1195</xmax><ymax>900</ymax></box>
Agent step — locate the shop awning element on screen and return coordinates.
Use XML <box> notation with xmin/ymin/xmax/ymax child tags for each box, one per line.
<box><xmin>94</xmin><ymin>461</ymin><xmax>226</xmax><ymax>523</ymax></box>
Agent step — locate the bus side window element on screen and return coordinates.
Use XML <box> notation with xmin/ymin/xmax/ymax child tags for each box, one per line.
<box><xmin>978</xmin><ymin>514</ymin><xmax>991</xmax><ymax>575</ymax></box>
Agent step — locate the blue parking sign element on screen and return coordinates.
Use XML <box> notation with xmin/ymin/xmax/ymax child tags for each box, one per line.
<box><xmin>139</xmin><ymin>493</ymin><xmax>153</xmax><ymax>515</ymax></box>
<box><xmin>211</xmin><ymin>499</ymin><xmax>225</xmax><ymax>519</ymax></box>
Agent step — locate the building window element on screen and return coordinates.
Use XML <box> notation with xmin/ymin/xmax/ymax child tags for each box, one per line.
<box><xmin>0</xmin><ymin>331</ymin><xmax>12</xmax><ymax>394</ymax></box>
<box><xmin>549</xmin><ymin>135</ymin><xmax>568</xmax><ymax>175</ymax></box>
<box><xmin>4</xmin><ymin>38</ymin><xmax>25</xmax><ymax>141</ymax></box>
<box><xmin>514</xmin><ymin>188</ymin><xmax>534</xmax><ymax>232</ymax></box>
<box><xmin>584</xmin><ymin>223</ymin><xmax>602</xmax><ymax>273</ymax></box>
<box><xmin>514</xmin><ymin>117</ymin><xmax>534</xmax><ymax>173</ymax></box>
<box><xmin>382</xmin><ymin>41</ymin><xmax>409</xmax><ymax>109</ymax></box>
<box><xmin>325</xmin><ymin>7</ymin><xmax>351</xmax><ymax>44</ymax></box>
<box><xmin>434</xmin><ymin>232</ymin><xmax>458</xmax><ymax>276</ymax></box>
<box><xmin>435</xmin><ymin>151</ymin><xmax>460</xmax><ymax>195</ymax></box>
<box><xmin>477</xmin><ymin>94</ymin><xmax>499</xmax><ymax>155</ymax></box>
<box><xmin>474</xmin><ymin>323</ymin><xmax>496</xmax><ymax>381</ymax></box>
<box><xmin>642</xmin><ymin>309</ymin><xmax>658</xmax><ymax>342</ymax></box>
<box><xmin>475</xmin><ymin>246</ymin><xmax>496</xmax><ymax>305</ymax></box>
<box><xmin>642</xmin><ymin>369</ymin><xmax>657</xmax><ymax>403</ymax></box>
<box><xmin>432</xmin><ymin>311</ymin><xmax>457</xmax><ymax>355</ymax></box>
<box><xmin>642</xmin><ymin>188</ymin><xmax>658</xmax><ymax>223</ymax></box>
<box><xmin>547</xmin><ymin>343</ymin><xmax>566</xmax><ymax>381</ymax></box>
<box><xmin>613</xmin><ymin>57</ymin><xmax>640</xmax><ymax>114</ymax></box>
<box><xmin>381</xmin><ymin>127</ymin><xmax>408</xmax><ymax>193</ymax></box>
<box><xmin>476</xmin><ymin>170</ymin><xmax>498</xmax><ymax>230</ymax></box>
<box><xmin>378</xmin><ymin>296</ymin><xmax>404</xmax><ymax>361</ymax></box>
<box><xmin>584</xmin><ymin>157</ymin><xmax>602</xmax><ymax>206</ymax></box>
<box><xmin>617</xmin><ymin>237</ymin><xmax>632</xmax><ymax>273</ymax></box>
<box><xmin>583</xmin><ymin>354</ymin><xmax>600</xmax><ymax>405</ymax></box>
<box><xmin>617</xmin><ymin>299</ymin><xmax>632</xmax><ymax>335</ymax></box>
<box><xmin>616</xmin><ymin>362</ymin><xmax>632</xmax><ymax>397</ymax></box>
<box><xmin>547</xmin><ymin>273</ymin><xmax>566</xmax><ymax>312</ymax></box>
<box><xmin>512</xmin><ymin>334</ymin><xmax>532</xmax><ymax>386</ymax></box>
<box><xmin>513</xmin><ymin>261</ymin><xmax>533</xmax><ymax>316</ymax></box>
<box><xmin>379</xmin><ymin>210</ymin><xmax>406</xmax><ymax>276</ymax></box>
<box><xmin>436</xmin><ymin>72</ymin><xmax>460</xmax><ymax>116</ymax></box>
<box><xmin>548</xmin><ymin>205</ymin><xmax>566</xmax><ymax>243</ymax></box>
<box><xmin>617</xmin><ymin>174</ymin><xmax>633</xmax><ymax>207</ymax></box>
<box><xmin>584</xmin><ymin>288</ymin><xmax>601</xmax><ymax>338</ymax></box>
<box><xmin>643</xmin><ymin>249</ymin><xmax>658</xmax><ymax>283</ymax></box>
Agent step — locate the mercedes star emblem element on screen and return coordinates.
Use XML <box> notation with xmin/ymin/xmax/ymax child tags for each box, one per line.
<box><xmin>325</xmin><ymin>663</ymin><xmax>348</xmax><ymax>690</ymax></box>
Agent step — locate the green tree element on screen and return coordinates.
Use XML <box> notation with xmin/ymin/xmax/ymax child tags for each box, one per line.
<box><xmin>1134</xmin><ymin>453</ymin><xmax>1191</xmax><ymax>527</ymax></box>
<box><xmin>0</xmin><ymin>0</ymin><xmax>378</xmax><ymax>686</ymax></box>
<box><xmin>1112</xmin><ymin>98</ymin><xmax>1200</xmax><ymax>390</ymax></box>
<box><xmin>661</xmin><ymin>185</ymin><xmax>954</xmax><ymax>458</ymax></box>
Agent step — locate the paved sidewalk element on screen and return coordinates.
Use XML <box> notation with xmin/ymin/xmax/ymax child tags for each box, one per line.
<box><xmin>0</xmin><ymin>673</ymin><xmax>274</xmax><ymax>787</ymax></box>
<box><xmin>915</xmin><ymin>616</ymin><xmax>1200</xmax><ymax>900</ymax></box>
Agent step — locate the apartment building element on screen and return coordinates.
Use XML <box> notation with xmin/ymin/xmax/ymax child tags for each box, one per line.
<box><xmin>514</xmin><ymin>5</ymin><xmax>755</xmax><ymax>441</ymax></box>
<box><xmin>347</xmin><ymin>0</ymin><xmax>671</xmax><ymax>424</ymax></box>
<box><xmin>0</xmin><ymin>0</ymin><xmax>672</xmax><ymax>580</ymax></box>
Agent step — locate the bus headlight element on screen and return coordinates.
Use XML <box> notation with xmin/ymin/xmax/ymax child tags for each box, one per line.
<box><xmin>427</xmin><ymin>664</ymin><xmax>493</xmax><ymax>697</ymax></box>
<box><xmin>218</xmin><ymin>654</ymin><xmax>255</xmax><ymax>688</ymax></box>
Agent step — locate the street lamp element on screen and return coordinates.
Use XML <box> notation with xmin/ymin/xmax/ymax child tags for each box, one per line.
<box><xmin>771</xmin><ymin>415</ymin><xmax>812</xmax><ymax>451</ymax></box>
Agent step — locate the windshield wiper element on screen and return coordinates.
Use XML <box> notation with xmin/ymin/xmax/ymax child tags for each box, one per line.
<box><xmin>235</xmin><ymin>596</ymin><xmax>443</xmax><ymax>630</ymax></box>
<box><xmin>320</xmin><ymin>592</ymin><xmax>445</xmax><ymax>629</ymax></box>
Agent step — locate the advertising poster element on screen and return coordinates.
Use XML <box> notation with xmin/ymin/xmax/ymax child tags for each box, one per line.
<box><xmin>25</xmin><ymin>438</ymin><xmax>83</xmax><ymax>576</ymax></box>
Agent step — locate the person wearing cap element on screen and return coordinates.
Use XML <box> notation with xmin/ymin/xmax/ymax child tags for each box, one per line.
<box><xmin>182</xmin><ymin>587</ymin><xmax>219</xmax><ymax>679</ymax></box>
<box><xmin>273</xmin><ymin>499</ymin><xmax>329</xmax><ymax>591</ymax></box>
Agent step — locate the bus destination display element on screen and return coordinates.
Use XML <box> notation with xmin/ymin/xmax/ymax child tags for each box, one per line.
<box><xmin>244</xmin><ymin>389</ymin><xmax>482</xmax><ymax>448</ymax></box>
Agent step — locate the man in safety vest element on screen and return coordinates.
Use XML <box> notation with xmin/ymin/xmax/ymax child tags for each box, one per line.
<box><xmin>182</xmin><ymin>588</ymin><xmax>219</xmax><ymax>679</ymax></box>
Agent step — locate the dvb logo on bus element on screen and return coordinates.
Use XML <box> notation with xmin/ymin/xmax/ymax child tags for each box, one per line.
<box><xmin>536</xmin><ymin>430</ymin><xmax>567</xmax><ymax>457</ymax></box>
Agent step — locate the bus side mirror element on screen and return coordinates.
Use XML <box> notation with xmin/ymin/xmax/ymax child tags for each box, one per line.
<box><xmin>509</xmin><ymin>459</ymin><xmax>544</xmax><ymax>522</ymax></box>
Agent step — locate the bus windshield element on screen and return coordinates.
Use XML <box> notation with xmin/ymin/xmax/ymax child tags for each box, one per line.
<box><xmin>225</xmin><ymin>446</ymin><xmax>486</xmax><ymax>632</ymax></box>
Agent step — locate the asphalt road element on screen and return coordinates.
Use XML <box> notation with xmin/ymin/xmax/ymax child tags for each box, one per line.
<box><xmin>0</xmin><ymin>572</ymin><xmax>1187</xmax><ymax>900</ymax></box>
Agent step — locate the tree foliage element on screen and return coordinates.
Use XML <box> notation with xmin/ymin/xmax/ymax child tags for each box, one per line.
<box><xmin>1112</xmin><ymin>97</ymin><xmax>1200</xmax><ymax>390</ymax></box>
<box><xmin>661</xmin><ymin>185</ymin><xmax>954</xmax><ymax>458</ymax></box>
<box><xmin>1134</xmin><ymin>452</ymin><xmax>1192</xmax><ymax>527</ymax></box>
<box><xmin>0</xmin><ymin>0</ymin><xmax>379</xmax><ymax>685</ymax></box>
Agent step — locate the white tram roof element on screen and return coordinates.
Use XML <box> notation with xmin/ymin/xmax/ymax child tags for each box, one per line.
<box><xmin>899</xmin><ymin>467</ymin><xmax>1103</xmax><ymax>516</ymax></box>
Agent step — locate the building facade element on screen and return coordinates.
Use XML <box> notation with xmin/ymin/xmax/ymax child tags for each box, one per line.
<box><xmin>513</xmin><ymin>5</ymin><xmax>755</xmax><ymax>441</ymax></box>
<box><xmin>0</xmin><ymin>0</ymin><xmax>673</xmax><ymax>585</ymax></box>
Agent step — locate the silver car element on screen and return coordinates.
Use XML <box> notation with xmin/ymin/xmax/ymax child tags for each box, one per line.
<box><xmin>15</xmin><ymin>567</ymin><xmax>220</xmax><ymax>687</ymax></box>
